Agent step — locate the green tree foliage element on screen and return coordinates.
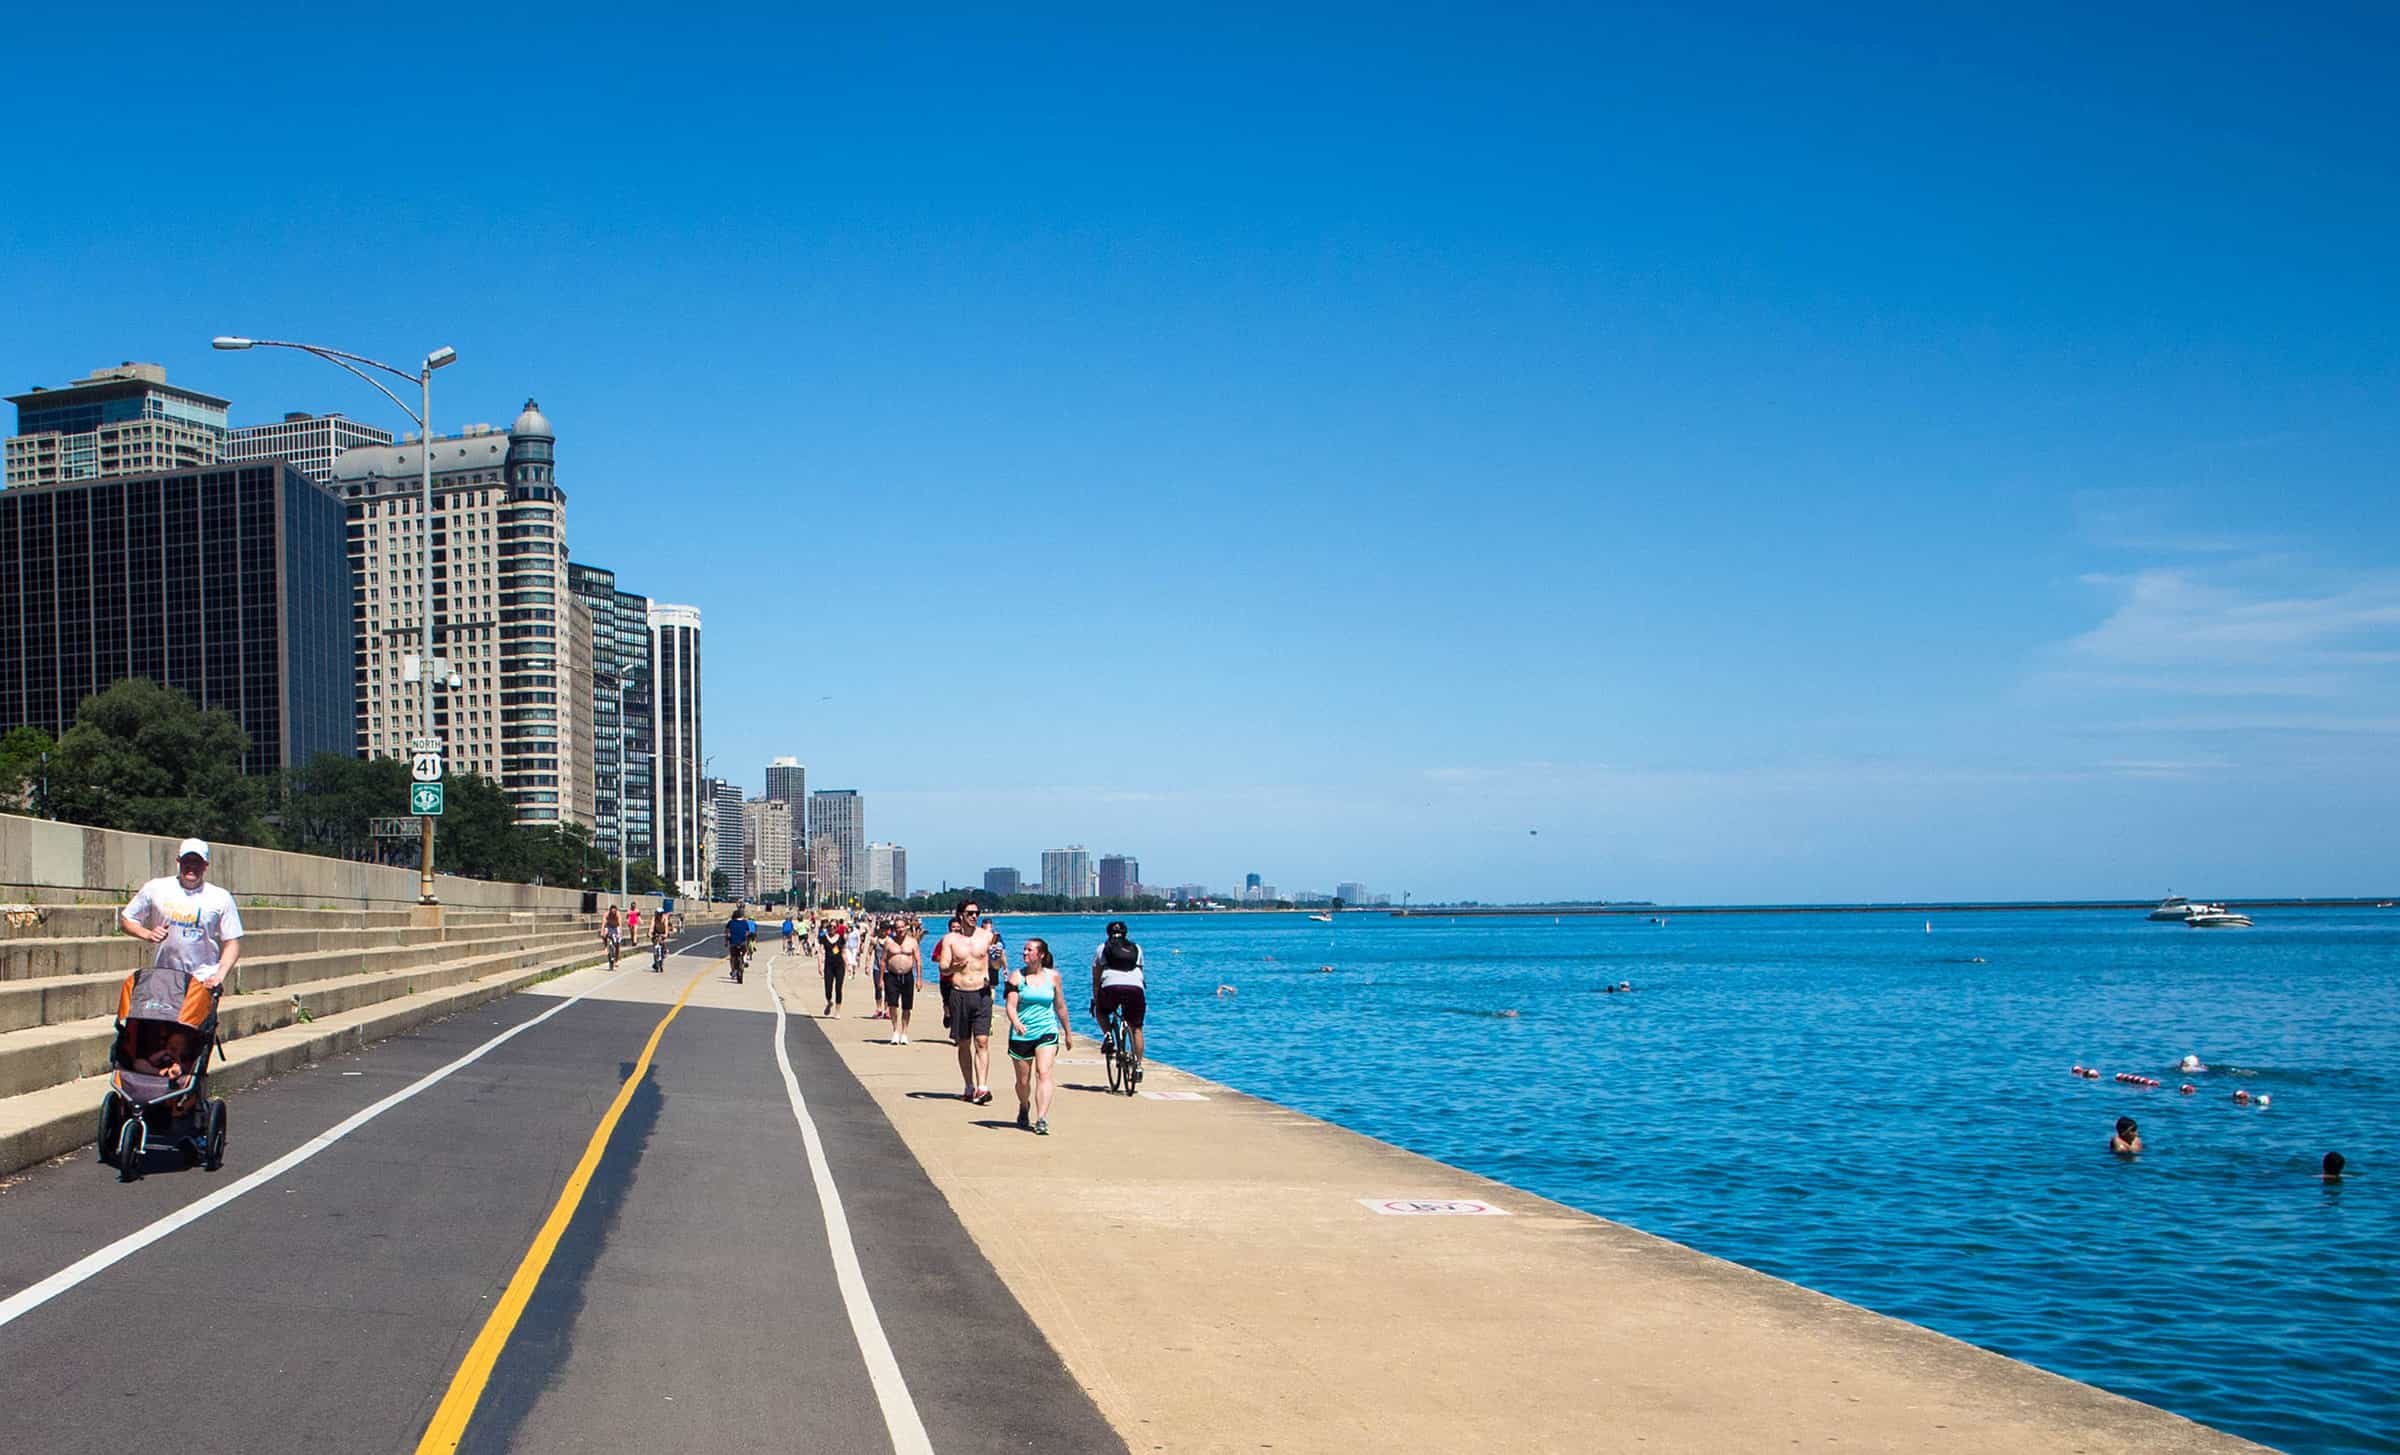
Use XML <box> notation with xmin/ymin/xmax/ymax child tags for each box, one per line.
<box><xmin>280</xmin><ymin>753</ymin><xmax>412</xmax><ymax>862</ymax></box>
<box><xmin>50</xmin><ymin>679</ymin><xmax>272</xmax><ymax>845</ymax></box>
<box><xmin>0</xmin><ymin>724</ymin><xmax>54</xmax><ymax>811</ymax></box>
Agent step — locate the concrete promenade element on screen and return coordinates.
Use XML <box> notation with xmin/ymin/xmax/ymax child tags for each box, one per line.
<box><xmin>807</xmin><ymin>963</ymin><xmax>2272</xmax><ymax>1455</ymax></box>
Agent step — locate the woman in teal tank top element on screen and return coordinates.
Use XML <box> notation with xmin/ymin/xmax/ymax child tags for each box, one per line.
<box><xmin>1006</xmin><ymin>937</ymin><xmax>1073</xmax><ymax>1135</ymax></box>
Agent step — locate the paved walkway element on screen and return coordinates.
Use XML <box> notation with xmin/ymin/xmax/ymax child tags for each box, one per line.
<box><xmin>809</xmin><ymin>983</ymin><xmax>2274</xmax><ymax>1455</ymax></box>
<box><xmin>0</xmin><ymin>935</ymin><xmax>1118</xmax><ymax>1454</ymax></box>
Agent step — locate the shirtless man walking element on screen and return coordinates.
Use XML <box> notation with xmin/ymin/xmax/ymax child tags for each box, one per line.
<box><xmin>880</xmin><ymin>918</ymin><xmax>921</xmax><ymax>1045</ymax></box>
<box><xmin>936</xmin><ymin>900</ymin><xmax>998</xmax><ymax>1104</ymax></box>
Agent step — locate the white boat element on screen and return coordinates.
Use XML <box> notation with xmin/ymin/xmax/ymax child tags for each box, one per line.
<box><xmin>2147</xmin><ymin>896</ymin><xmax>2200</xmax><ymax>921</ymax></box>
<box><xmin>2186</xmin><ymin>909</ymin><xmax>2253</xmax><ymax>928</ymax></box>
<box><xmin>1307</xmin><ymin>912</ymin><xmax>1333</xmax><ymax>923</ymax></box>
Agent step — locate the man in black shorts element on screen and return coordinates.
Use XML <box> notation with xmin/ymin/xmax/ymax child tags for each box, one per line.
<box><xmin>1091</xmin><ymin>920</ymin><xmax>1147</xmax><ymax>1079</ymax></box>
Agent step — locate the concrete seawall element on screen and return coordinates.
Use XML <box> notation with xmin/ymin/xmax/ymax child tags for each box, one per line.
<box><xmin>795</xmin><ymin>982</ymin><xmax>2271</xmax><ymax>1454</ymax></box>
<box><xmin>0</xmin><ymin>811</ymin><xmax>592</xmax><ymax>915</ymax></box>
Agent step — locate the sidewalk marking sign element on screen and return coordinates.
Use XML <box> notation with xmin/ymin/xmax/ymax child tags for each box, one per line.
<box><xmin>411</xmin><ymin>782</ymin><xmax>444</xmax><ymax>816</ymax></box>
<box><xmin>1140</xmin><ymin>1090</ymin><xmax>1208</xmax><ymax>1101</ymax></box>
<box><xmin>1359</xmin><ymin>1198</ymin><xmax>1509</xmax><ymax>1216</ymax></box>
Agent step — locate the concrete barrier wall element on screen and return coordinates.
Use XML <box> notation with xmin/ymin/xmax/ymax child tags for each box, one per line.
<box><xmin>0</xmin><ymin>812</ymin><xmax>592</xmax><ymax>914</ymax></box>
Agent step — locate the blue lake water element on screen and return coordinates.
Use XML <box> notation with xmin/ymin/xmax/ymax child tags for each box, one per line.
<box><xmin>999</xmin><ymin>907</ymin><xmax>2399</xmax><ymax>1455</ymax></box>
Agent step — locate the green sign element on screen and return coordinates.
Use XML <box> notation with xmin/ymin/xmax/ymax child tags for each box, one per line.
<box><xmin>410</xmin><ymin>782</ymin><xmax>444</xmax><ymax>816</ymax></box>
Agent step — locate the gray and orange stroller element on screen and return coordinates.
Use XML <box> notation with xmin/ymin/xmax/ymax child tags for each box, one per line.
<box><xmin>96</xmin><ymin>964</ymin><xmax>228</xmax><ymax>1181</ymax></box>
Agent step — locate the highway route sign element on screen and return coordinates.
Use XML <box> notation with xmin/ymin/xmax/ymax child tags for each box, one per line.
<box><xmin>412</xmin><ymin>753</ymin><xmax>444</xmax><ymax>783</ymax></box>
<box><xmin>410</xmin><ymin>782</ymin><xmax>444</xmax><ymax>816</ymax></box>
<box><xmin>409</xmin><ymin>736</ymin><xmax>443</xmax><ymax>754</ymax></box>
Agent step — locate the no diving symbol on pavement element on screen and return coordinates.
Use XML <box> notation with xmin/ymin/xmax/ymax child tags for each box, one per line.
<box><xmin>1360</xmin><ymin>1198</ymin><xmax>1510</xmax><ymax>1217</ymax></box>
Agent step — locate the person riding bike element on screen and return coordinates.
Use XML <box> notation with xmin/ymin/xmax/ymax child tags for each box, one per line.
<box><xmin>650</xmin><ymin>909</ymin><xmax>670</xmax><ymax>972</ymax></box>
<box><xmin>726</xmin><ymin>904</ymin><xmax>758</xmax><ymax>984</ymax></box>
<box><xmin>602</xmin><ymin>905</ymin><xmax>623</xmax><ymax>970</ymax></box>
<box><xmin>782</xmin><ymin>915</ymin><xmax>797</xmax><ymax>953</ymax></box>
<box><xmin>1091</xmin><ymin>920</ymin><xmax>1147</xmax><ymax>1083</ymax></box>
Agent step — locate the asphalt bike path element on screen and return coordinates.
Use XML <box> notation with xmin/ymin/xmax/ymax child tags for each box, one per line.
<box><xmin>0</xmin><ymin>930</ymin><xmax>1121</xmax><ymax>1455</ymax></box>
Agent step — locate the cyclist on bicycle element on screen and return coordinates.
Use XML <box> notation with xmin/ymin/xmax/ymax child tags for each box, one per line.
<box><xmin>782</xmin><ymin>915</ymin><xmax>796</xmax><ymax>953</ymax></box>
<box><xmin>649</xmin><ymin>908</ymin><xmax>669</xmax><ymax>972</ymax></box>
<box><xmin>602</xmin><ymin>905</ymin><xmax>623</xmax><ymax>970</ymax></box>
<box><xmin>725</xmin><ymin>904</ymin><xmax>757</xmax><ymax>983</ymax></box>
<box><xmin>1091</xmin><ymin>920</ymin><xmax>1146</xmax><ymax>1083</ymax></box>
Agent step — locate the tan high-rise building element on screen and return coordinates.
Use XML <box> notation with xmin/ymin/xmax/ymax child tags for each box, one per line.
<box><xmin>331</xmin><ymin>399</ymin><xmax>592</xmax><ymax>829</ymax></box>
<box><xmin>743</xmin><ymin>797</ymin><xmax>794</xmax><ymax>903</ymax></box>
<box><xmin>5</xmin><ymin>363</ymin><xmax>229</xmax><ymax>487</ymax></box>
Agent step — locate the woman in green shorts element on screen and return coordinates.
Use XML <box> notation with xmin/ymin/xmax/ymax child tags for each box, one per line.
<box><xmin>1005</xmin><ymin>937</ymin><xmax>1073</xmax><ymax>1135</ymax></box>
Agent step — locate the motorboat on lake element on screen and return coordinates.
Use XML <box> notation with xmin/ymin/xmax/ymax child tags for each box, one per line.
<box><xmin>2186</xmin><ymin>909</ymin><xmax>2254</xmax><ymax>928</ymax></box>
<box><xmin>2148</xmin><ymin>896</ymin><xmax>2200</xmax><ymax>921</ymax></box>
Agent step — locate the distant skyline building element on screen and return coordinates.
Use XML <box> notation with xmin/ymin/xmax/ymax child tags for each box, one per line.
<box><xmin>0</xmin><ymin>461</ymin><xmax>350</xmax><ymax>775</ymax></box>
<box><xmin>708</xmin><ymin>777</ymin><xmax>744</xmax><ymax>893</ymax></box>
<box><xmin>865</xmin><ymin>842</ymin><xmax>907</xmax><ymax>897</ymax></box>
<box><xmin>809</xmin><ymin>789</ymin><xmax>865</xmax><ymax>898</ymax></box>
<box><xmin>649</xmin><ymin>602</ymin><xmax>704</xmax><ymax>896</ymax></box>
<box><xmin>1041</xmin><ymin>847</ymin><xmax>1095</xmax><ymax>902</ymax></box>
<box><xmin>743</xmin><ymin>797</ymin><xmax>794</xmax><ymax>902</ymax></box>
<box><xmin>6</xmin><ymin>363</ymin><xmax>228</xmax><ymax>488</ymax></box>
<box><xmin>1336</xmin><ymin>881</ymin><xmax>1368</xmax><ymax>905</ymax></box>
<box><xmin>983</xmin><ymin>867</ymin><xmax>1022</xmax><ymax>898</ymax></box>
<box><xmin>568</xmin><ymin>562</ymin><xmax>655</xmax><ymax>873</ymax></box>
<box><xmin>1098</xmin><ymin>854</ymin><xmax>1139</xmax><ymax>899</ymax></box>
<box><xmin>226</xmin><ymin>411</ymin><xmax>393</xmax><ymax>485</ymax></box>
<box><xmin>765</xmin><ymin>756</ymin><xmax>806</xmax><ymax>877</ymax></box>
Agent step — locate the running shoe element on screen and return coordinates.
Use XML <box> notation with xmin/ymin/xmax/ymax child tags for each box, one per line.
<box><xmin>1034</xmin><ymin>1119</ymin><xmax>1049</xmax><ymax>1136</ymax></box>
<box><xmin>974</xmin><ymin>1088</ymin><xmax>994</xmax><ymax>1106</ymax></box>
<box><xmin>1016</xmin><ymin>1106</ymin><xmax>1030</xmax><ymax>1130</ymax></box>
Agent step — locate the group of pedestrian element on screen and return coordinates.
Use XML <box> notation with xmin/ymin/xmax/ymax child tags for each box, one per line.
<box><xmin>740</xmin><ymin>897</ymin><xmax>1151</xmax><ymax>1138</ymax></box>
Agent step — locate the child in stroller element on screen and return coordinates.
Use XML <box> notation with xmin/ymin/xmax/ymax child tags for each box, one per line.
<box><xmin>97</xmin><ymin>963</ymin><xmax>229</xmax><ymax>1181</ymax></box>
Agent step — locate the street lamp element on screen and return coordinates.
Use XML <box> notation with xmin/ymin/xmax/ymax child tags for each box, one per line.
<box><xmin>595</xmin><ymin>669</ymin><xmax>632</xmax><ymax>906</ymax></box>
<box><xmin>213</xmin><ymin>335</ymin><xmax>458</xmax><ymax>903</ymax></box>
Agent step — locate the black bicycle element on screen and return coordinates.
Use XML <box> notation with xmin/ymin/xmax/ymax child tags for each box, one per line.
<box><xmin>1100</xmin><ymin>1004</ymin><xmax>1142</xmax><ymax>1096</ymax></box>
<box><xmin>730</xmin><ymin>939</ymin><xmax>752</xmax><ymax>985</ymax></box>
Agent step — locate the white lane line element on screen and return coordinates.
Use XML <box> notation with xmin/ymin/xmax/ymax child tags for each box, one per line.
<box><xmin>0</xmin><ymin>968</ymin><xmax>623</xmax><ymax>1333</ymax></box>
<box><xmin>765</xmin><ymin>954</ymin><xmax>935</xmax><ymax>1455</ymax></box>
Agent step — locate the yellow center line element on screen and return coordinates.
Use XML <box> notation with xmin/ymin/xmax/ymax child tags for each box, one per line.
<box><xmin>413</xmin><ymin>963</ymin><xmax>711</xmax><ymax>1454</ymax></box>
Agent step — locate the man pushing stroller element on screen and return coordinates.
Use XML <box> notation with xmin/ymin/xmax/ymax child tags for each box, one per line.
<box><xmin>102</xmin><ymin>838</ymin><xmax>243</xmax><ymax>1177</ymax></box>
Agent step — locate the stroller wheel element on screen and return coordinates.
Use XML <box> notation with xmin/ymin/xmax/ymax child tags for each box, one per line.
<box><xmin>96</xmin><ymin>1091</ymin><xmax>125</xmax><ymax>1166</ymax></box>
<box><xmin>202</xmin><ymin>1099</ymin><xmax>228</xmax><ymax>1172</ymax></box>
<box><xmin>116</xmin><ymin>1119</ymin><xmax>146</xmax><ymax>1183</ymax></box>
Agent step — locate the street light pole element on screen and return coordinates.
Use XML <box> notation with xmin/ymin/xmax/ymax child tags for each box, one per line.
<box><xmin>212</xmin><ymin>335</ymin><xmax>456</xmax><ymax>903</ymax></box>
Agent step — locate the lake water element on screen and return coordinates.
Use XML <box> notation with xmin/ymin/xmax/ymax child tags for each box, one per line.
<box><xmin>998</xmin><ymin>907</ymin><xmax>2399</xmax><ymax>1455</ymax></box>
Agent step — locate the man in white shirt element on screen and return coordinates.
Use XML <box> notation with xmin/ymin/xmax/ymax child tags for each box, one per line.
<box><xmin>120</xmin><ymin>838</ymin><xmax>245</xmax><ymax>987</ymax></box>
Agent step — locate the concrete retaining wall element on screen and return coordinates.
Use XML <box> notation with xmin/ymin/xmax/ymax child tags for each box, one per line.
<box><xmin>0</xmin><ymin>812</ymin><xmax>591</xmax><ymax>914</ymax></box>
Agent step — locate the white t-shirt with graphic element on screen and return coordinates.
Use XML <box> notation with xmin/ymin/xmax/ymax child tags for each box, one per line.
<box><xmin>123</xmin><ymin>877</ymin><xmax>245</xmax><ymax>985</ymax></box>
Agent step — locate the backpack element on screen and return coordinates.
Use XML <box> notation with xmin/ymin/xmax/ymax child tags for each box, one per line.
<box><xmin>1101</xmin><ymin>936</ymin><xmax>1140</xmax><ymax>972</ymax></box>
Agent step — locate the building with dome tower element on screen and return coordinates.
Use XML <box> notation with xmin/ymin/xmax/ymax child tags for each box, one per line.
<box><xmin>331</xmin><ymin>399</ymin><xmax>596</xmax><ymax>831</ymax></box>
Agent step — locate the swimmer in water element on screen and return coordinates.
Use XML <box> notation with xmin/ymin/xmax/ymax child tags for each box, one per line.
<box><xmin>2110</xmin><ymin>1117</ymin><xmax>2142</xmax><ymax>1156</ymax></box>
<box><xmin>2178</xmin><ymin>1053</ymin><xmax>2206</xmax><ymax>1073</ymax></box>
<box><xmin>2322</xmin><ymin>1151</ymin><xmax>2346</xmax><ymax>1181</ymax></box>
<box><xmin>1215</xmin><ymin>984</ymin><xmax>1237</xmax><ymax>996</ymax></box>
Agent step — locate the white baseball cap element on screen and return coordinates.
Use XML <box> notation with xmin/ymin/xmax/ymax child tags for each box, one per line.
<box><xmin>177</xmin><ymin>838</ymin><xmax>212</xmax><ymax>863</ymax></box>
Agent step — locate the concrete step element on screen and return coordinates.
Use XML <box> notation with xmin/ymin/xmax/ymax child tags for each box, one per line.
<box><xmin>2</xmin><ymin>924</ymin><xmax>436</xmax><ymax>983</ymax></box>
<box><xmin>1</xmin><ymin>915</ymin><xmax>599</xmax><ymax>982</ymax></box>
<box><xmin>0</xmin><ymin>903</ymin><xmax>425</xmax><ymax>941</ymax></box>
<box><xmin>0</xmin><ymin>933</ymin><xmax>602</xmax><ymax>1101</ymax></box>
<box><xmin>0</xmin><ymin>927</ymin><xmax>596</xmax><ymax>1033</ymax></box>
<box><xmin>0</xmin><ymin>940</ymin><xmax>611</xmax><ymax>1176</ymax></box>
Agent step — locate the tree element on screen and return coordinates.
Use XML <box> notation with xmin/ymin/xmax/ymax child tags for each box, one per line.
<box><xmin>280</xmin><ymin>753</ymin><xmax>414</xmax><ymax>862</ymax></box>
<box><xmin>0</xmin><ymin>725</ymin><xmax>53</xmax><ymax>812</ymax></box>
<box><xmin>50</xmin><ymin>679</ymin><xmax>272</xmax><ymax>845</ymax></box>
<box><xmin>710</xmin><ymin>869</ymin><xmax>733</xmax><ymax>900</ymax></box>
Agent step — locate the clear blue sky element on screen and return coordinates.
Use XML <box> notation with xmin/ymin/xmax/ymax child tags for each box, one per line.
<box><xmin>5</xmin><ymin>3</ymin><xmax>2395</xmax><ymax>901</ymax></box>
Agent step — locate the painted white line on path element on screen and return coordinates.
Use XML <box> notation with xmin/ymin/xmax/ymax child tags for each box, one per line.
<box><xmin>0</xmin><ymin>968</ymin><xmax>622</xmax><ymax>1333</ymax></box>
<box><xmin>764</xmin><ymin>953</ymin><xmax>936</xmax><ymax>1455</ymax></box>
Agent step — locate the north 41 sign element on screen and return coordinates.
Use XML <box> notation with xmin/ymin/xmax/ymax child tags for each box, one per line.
<box><xmin>410</xmin><ymin>782</ymin><xmax>444</xmax><ymax>816</ymax></box>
